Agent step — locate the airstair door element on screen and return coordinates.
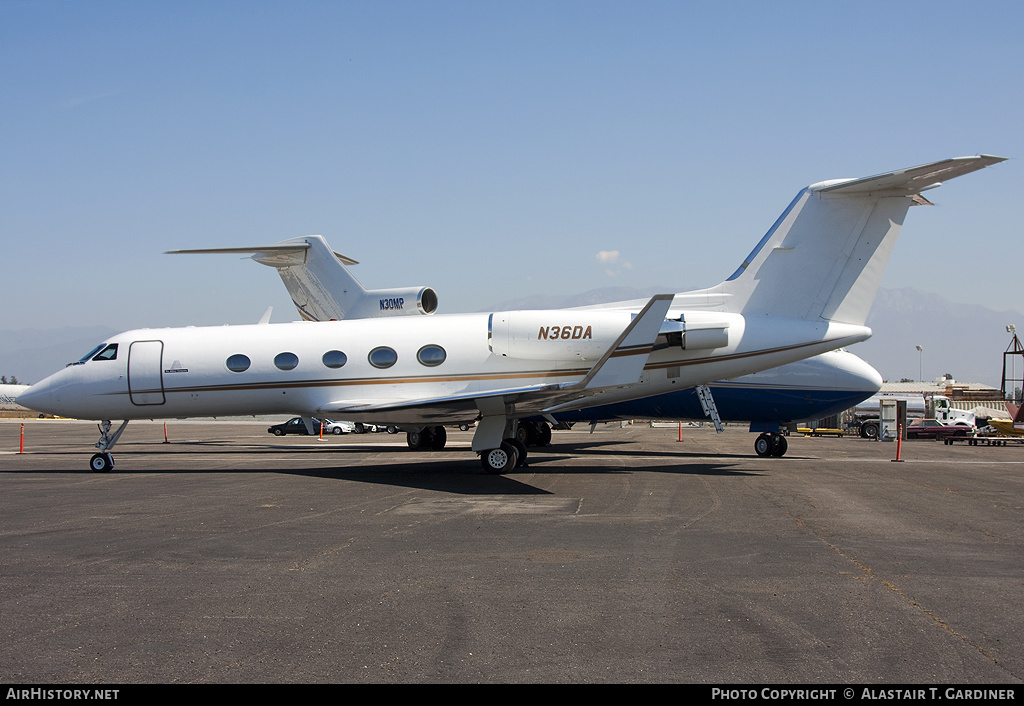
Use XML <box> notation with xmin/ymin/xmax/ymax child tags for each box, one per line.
<box><xmin>128</xmin><ymin>340</ymin><xmax>165</xmax><ymax>406</ymax></box>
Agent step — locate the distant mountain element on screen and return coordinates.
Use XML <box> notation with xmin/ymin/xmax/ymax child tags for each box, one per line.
<box><xmin>858</xmin><ymin>288</ymin><xmax>1022</xmax><ymax>388</ymax></box>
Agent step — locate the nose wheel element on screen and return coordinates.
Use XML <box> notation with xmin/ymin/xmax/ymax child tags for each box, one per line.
<box><xmin>90</xmin><ymin>453</ymin><xmax>114</xmax><ymax>473</ymax></box>
<box><xmin>89</xmin><ymin>420</ymin><xmax>129</xmax><ymax>472</ymax></box>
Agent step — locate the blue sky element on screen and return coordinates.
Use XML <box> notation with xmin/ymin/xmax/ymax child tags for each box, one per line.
<box><xmin>2</xmin><ymin>1</ymin><xmax>1021</xmax><ymax>331</ymax></box>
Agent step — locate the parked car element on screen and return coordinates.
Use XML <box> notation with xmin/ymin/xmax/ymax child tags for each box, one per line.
<box><xmin>268</xmin><ymin>417</ymin><xmax>354</xmax><ymax>436</ymax></box>
<box><xmin>324</xmin><ymin>419</ymin><xmax>356</xmax><ymax>434</ymax></box>
<box><xmin>905</xmin><ymin>419</ymin><xmax>974</xmax><ymax>440</ymax></box>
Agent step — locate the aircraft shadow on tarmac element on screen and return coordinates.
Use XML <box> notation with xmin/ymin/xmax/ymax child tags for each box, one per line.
<box><xmin>5</xmin><ymin>439</ymin><xmax>756</xmax><ymax>494</ymax></box>
<box><xmin>122</xmin><ymin>435</ymin><xmax>774</xmax><ymax>463</ymax></box>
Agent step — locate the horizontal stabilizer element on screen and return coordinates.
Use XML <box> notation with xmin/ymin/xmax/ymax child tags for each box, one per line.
<box><xmin>166</xmin><ymin>242</ymin><xmax>359</xmax><ymax>266</ymax></box>
<box><xmin>817</xmin><ymin>155</ymin><xmax>1006</xmax><ymax>197</ymax></box>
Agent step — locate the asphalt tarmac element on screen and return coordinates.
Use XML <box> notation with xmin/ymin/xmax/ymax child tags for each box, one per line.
<box><xmin>1</xmin><ymin>419</ymin><xmax>1021</xmax><ymax>684</ymax></box>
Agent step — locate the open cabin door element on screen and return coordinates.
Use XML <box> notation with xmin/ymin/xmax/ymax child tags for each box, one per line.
<box><xmin>128</xmin><ymin>340</ymin><xmax>165</xmax><ymax>406</ymax></box>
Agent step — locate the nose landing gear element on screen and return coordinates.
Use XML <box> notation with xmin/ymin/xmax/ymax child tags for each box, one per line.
<box><xmin>89</xmin><ymin>420</ymin><xmax>129</xmax><ymax>472</ymax></box>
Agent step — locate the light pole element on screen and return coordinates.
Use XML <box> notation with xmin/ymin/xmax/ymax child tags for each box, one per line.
<box><xmin>916</xmin><ymin>345</ymin><xmax>923</xmax><ymax>383</ymax></box>
<box><xmin>1008</xmin><ymin>326</ymin><xmax>1017</xmax><ymax>404</ymax></box>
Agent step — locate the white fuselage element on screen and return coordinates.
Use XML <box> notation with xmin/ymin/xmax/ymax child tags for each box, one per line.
<box><xmin>18</xmin><ymin>307</ymin><xmax>871</xmax><ymax>423</ymax></box>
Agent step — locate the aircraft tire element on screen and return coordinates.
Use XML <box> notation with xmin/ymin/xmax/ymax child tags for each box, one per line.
<box><xmin>536</xmin><ymin>422</ymin><xmax>552</xmax><ymax>446</ymax></box>
<box><xmin>90</xmin><ymin>453</ymin><xmax>113</xmax><ymax>473</ymax></box>
<box><xmin>407</xmin><ymin>430</ymin><xmax>425</xmax><ymax>449</ymax></box>
<box><xmin>480</xmin><ymin>443</ymin><xmax>518</xmax><ymax>474</ymax></box>
<box><xmin>429</xmin><ymin>426</ymin><xmax>447</xmax><ymax>450</ymax></box>
<box><xmin>508</xmin><ymin>438</ymin><xmax>528</xmax><ymax>467</ymax></box>
<box><xmin>754</xmin><ymin>434</ymin><xmax>772</xmax><ymax>457</ymax></box>
<box><xmin>772</xmin><ymin>435</ymin><xmax>788</xmax><ymax>457</ymax></box>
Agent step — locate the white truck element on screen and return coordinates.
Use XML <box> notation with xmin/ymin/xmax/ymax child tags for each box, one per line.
<box><xmin>852</xmin><ymin>393</ymin><xmax>975</xmax><ymax>439</ymax></box>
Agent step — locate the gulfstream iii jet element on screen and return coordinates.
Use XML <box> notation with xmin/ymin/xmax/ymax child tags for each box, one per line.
<box><xmin>17</xmin><ymin>156</ymin><xmax>1004</xmax><ymax>472</ymax></box>
<box><xmin>170</xmin><ymin>233</ymin><xmax>883</xmax><ymax>457</ymax></box>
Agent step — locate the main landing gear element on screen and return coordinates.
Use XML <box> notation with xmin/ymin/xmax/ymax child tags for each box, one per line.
<box><xmin>514</xmin><ymin>420</ymin><xmax>552</xmax><ymax>448</ymax></box>
<box><xmin>89</xmin><ymin>420</ymin><xmax>129</xmax><ymax>472</ymax></box>
<box><xmin>479</xmin><ymin>439</ymin><xmax>527</xmax><ymax>473</ymax></box>
<box><xmin>405</xmin><ymin>417</ymin><xmax>551</xmax><ymax>474</ymax></box>
<box><xmin>406</xmin><ymin>425</ymin><xmax>448</xmax><ymax>451</ymax></box>
<box><xmin>754</xmin><ymin>432</ymin><xmax>788</xmax><ymax>458</ymax></box>
<box><xmin>479</xmin><ymin>437</ymin><xmax>528</xmax><ymax>474</ymax></box>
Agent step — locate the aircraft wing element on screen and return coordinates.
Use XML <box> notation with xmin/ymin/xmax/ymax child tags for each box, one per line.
<box><xmin>316</xmin><ymin>295</ymin><xmax>675</xmax><ymax>424</ymax></box>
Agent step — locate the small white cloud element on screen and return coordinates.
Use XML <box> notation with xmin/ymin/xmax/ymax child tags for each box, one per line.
<box><xmin>596</xmin><ymin>250</ymin><xmax>631</xmax><ymax>276</ymax></box>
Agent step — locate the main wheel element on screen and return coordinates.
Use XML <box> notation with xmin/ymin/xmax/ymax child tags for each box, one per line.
<box><xmin>90</xmin><ymin>453</ymin><xmax>113</xmax><ymax>473</ymax></box>
<box><xmin>429</xmin><ymin>426</ymin><xmax>447</xmax><ymax>450</ymax></box>
<box><xmin>407</xmin><ymin>430</ymin><xmax>425</xmax><ymax>449</ymax></box>
<box><xmin>771</xmin><ymin>435</ymin><xmax>788</xmax><ymax>457</ymax></box>
<box><xmin>515</xmin><ymin>424</ymin><xmax>530</xmax><ymax>446</ymax></box>
<box><xmin>508</xmin><ymin>438</ymin><xmax>528</xmax><ymax>467</ymax></box>
<box><xmin>536</xmin><ymin>422</ymin><xmax>552</xmax><ymax>446</ymax></box>
<box><xmin>754</xmin><ymin>434</ymin><xmax>772</xmax><ymax>457</ymax></box>
<box><xmin>480</xmin><ymin>442</ymin><xmax>518</xmax><ymax>474</ymax></box>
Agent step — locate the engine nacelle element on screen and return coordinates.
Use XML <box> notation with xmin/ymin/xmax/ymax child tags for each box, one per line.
<box><xmin>358</xmin><ymin>287</ymin><xmax>439</xmax><ymax>318</ymax></box>
<box><xmin>488</xmin><ymin>310</ymin><xmax>634</xmax><ymax>361</ymax></box>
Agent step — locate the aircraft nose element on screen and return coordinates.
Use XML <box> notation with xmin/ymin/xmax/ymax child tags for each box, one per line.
<box><xmin>16</xmin><ymin>375</ymin><xmax>63</xmax><ymax>415</ymax></box>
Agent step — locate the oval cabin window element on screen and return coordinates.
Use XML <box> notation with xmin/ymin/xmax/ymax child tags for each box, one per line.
<box><xmin>226</xmin><ymin>354</ymin><xmax>251</xmax><ymax>373</ymax></box>
<box><xmin>322</xmin><ymin>350</ymin><xmax>348</xmax><ymax>369</ymax></box>
<box><xmin>416</xmin><ymin>345</ymin><xmax>446</xmax><ymax>367</ymax></box>
<box><xmin>368</xmin><ymin>346</ymin><xmax>398</xmax><ymax>369</ymax></box>
<box><xmin>274</xmin><ymin>352</ymin><xmax>299</xmax><ymax>371</ymax></box>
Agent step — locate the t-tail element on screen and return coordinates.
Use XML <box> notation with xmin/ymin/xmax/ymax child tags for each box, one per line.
<box><xmin>677</xmin><ymin>155</ymin><xmax>1006</xmax><ymax>325</ymax></box>
<box><xmin>167</xmin><ymin>234</ymin><xmax>439</xmax><ymax>321</ymax></box>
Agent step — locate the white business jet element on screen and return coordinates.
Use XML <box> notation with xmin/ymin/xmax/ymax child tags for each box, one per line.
<box><xmin>17</xmin><ymin>156</ymin><xmax>1004</xmax><ymax>472</ymax></box>
<box><xmin>169</xmin><ymin>233</ymin><xmax>883</xmax><ymax>457</ymax></box>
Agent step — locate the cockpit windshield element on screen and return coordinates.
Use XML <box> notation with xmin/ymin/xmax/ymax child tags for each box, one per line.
<box><xmin>75</xmin><ymin>344</ymin><xmax>106</xmax><ymax>364</ymax></box>
<box><xmin>70</xmin><ymin>343</ymin><xmax>118</xmax><ymax>366</ymax></box>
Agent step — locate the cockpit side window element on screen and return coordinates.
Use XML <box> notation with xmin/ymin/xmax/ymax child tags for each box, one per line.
<box><xmin>92</xmin><ymin>344</ymin><xmax>118</xmax><ymax>361</ymax></box>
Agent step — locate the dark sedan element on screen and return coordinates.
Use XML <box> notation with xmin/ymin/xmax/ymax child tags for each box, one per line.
<box><xmin>905</xmin><ymin>419</ymin><xmax>974</xmax><ymax>440</ymax></box>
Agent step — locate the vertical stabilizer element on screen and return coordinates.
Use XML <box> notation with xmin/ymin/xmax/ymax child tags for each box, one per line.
<box><xmin>167</xmin><ymin>235</ymin><xmax>439</xmax><ymax>321</ymax></box>
<box><xmin>691</xmin><ymin>156</ymin><xmax>1005</xmax><ymax>325</ymax></box>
